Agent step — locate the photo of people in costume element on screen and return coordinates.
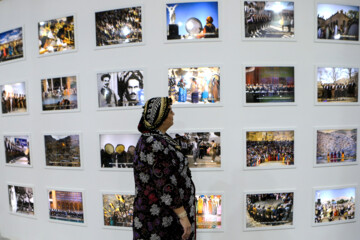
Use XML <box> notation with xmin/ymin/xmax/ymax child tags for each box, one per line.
<box><xmin>38</xmin><ymin>16</ymin><xmax>75</xmax><ymax>55</ymax></box>
<box><xmin>316</xmin><ymin>129</ymin><xmax>357</xmax><ymax>165</ymax></box>
<box><xmin>4</xmin><ymin>135</ymin><xmax>30</xmax><ymax>166</ymax></box>
<box><xmin>196</xmin><ymin>194</ymin><xmax>222</xmax><ymax>229</ymax></box>
<box><xmin>1</xmin><ymin>82</ymin><xmax>27</xmax><ymax>114</ymax></box>
<box><xmin>0</xmin><ymin>27</ymin><xmax>23</xmax><ymax>63</ymax></box>
<box><xmin>97</xmin><ymin>70</ymin><xmax>144</xmax><ymax>108</ymax></box>
<box><xmin>48</xmin><ymin>190</ymin><xmax>84</xmax><ymax>223</ymax></box>
<box><xmin>317</xmin><ymin>67</ymin><xmax>358</xmax><ymax>103</ymax></box>
<box><xmin>246</xmin><ymin>66</ymin><xmax>294</xmax><ymax>103</ymax></box>
<box><xmin>166</xmin><ymin>2</ymin><xmax>219</xmax><ymax>40</ymax></box>
<box><xmin>244</xmin><ymin>1</ymin><xmax>294</xmax><ymax>39</ymax></box>
<box><xmin>95</xmin><ymin>7</ymin><xmax>142</xmax><ymax>46</ymax></box>
<box><xmin>8</xmin><ymin>185</ymin><xmax>34</xmax><ymax>216</ymax></box>
<box><xmin>103</xmin><ymin>194</ymin><xmax>134</xmax><ymax>228</ymax></box>
<box><xmin>44</xmin><ymin>135</ymin><xmax>81</xmax><ymax>167</ymax></box>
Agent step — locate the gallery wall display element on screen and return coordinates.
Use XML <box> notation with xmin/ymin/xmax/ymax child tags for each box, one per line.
<box><xmin>102</xmin><ymin>193</ymin><xmax>134</xmax><ymax>228</ymax></box>
<box><xmin>0</xmin><ymin>82</ymin><xmax>27</xmax><ymax>115</ymax></box>
<box><xmin>3</xmin><ymin>134</ymin><xmax>31</xmax><ymax>167</ymax></box>
<box><xmin>196</xmin><ymin>194</ymin><xmax>222</xmax><ymax>230</ymax></box>
<box><xmin>8</xmin><ymin>184</ymin><xmax>34</xmax><ymax>217</ymax></box>
<box><xmin>0</xmin><ymin>26</ymin><xmax>24</xmax><ymax>64</ymax></box>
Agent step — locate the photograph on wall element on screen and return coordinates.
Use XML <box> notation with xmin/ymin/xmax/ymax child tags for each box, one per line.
<box><xmin>314</xmin><ymin>187</ymin><xmax>355</xmax><ymax>224</ymax></box>
<box><xmin>38</xmin><ymin>16</ymin><xmax>75</xmax><ymax>55</ymax></box>
<box><xmin>317</xmin><ymin>67</ymin><xmax>358</xmax><ymax>103</ymax></box>
<box><xmin>168</xmin><ymin>67</ymin><xmax>220</xmax><ymax>104</ymax></box>
<box><xmin>246</xmin><ymin>191</ymin><xmax>294</xmax><ymax>230</ymax></box>
<box><xmin>48</xmin><ymin>190</ymin><xmax>84</xmax><ymax>223</ymax></box>
<box><xmin>8</xmin><ymin>185</ymin><xmax>34</xmax><ymax>216</ymax></box>
<box><xmin>246</xmin><ymin>66</ymin><xmax>294</xmax><ymax>104</ymax></box>
<box><xmin>244</xmin><ymin>1</ymin><xmax>295</xmax><ymax>39</ymax></box>
<box><xmin>317</xmin><ymin>3</ymin><xmax>359</xmax><ymax>41</ymax></box>
<box><xmin>166</xmin><ymin>2</ymin><xmax>219</xmax><ymax>40</ymax></box>
<box><xmin>316</xmin><ymin>129</ymin><xmax>357</xmax><ymax>165</ymax></box>
<box><xmin>41</xmin><ymin>76</ymin><xmax>78</xmax><ymax>111</ymax></box>
<box><xmin>44</xmin><ymin>134</ymin><xmax>81</xmax><ymax>167</ymax></box>
<box><xmin>246</xmin><ymin>130</ymin><xmax>294</xmax><ymax>168</ymax></box>
<box><xmin>102</xmin><ymin>194</ymin><xmax>134</xmax><ymax>227</ymax></box>
<box><xmin>97</xmin><ymin>70</ymin><xmax>144</xmax><ymax>108</ymax></box>
<box><xmin>0</xmin><ymin>27</ymin><xmax>24</xmax><ymax>63</ymax></box>
<box><xmin>95</xmin><ymin>6</ymin><xmax>142</xmax><ymax>47</ymax></box>
<box><xmin>1</xmin><ymin>82</ymin><xmax>27</xmax><ymax>115</ymax></box>
<box><xmin>196</xmin><ymin>194</ymin><xmax>222</xmax><ymax>229</ymax></box>
<box><xmin>4</xmin><ymin>135</ymin><xmax>30</xmax><ymax>166</ymax></box>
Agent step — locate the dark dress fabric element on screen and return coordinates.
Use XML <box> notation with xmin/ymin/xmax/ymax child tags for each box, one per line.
<box><xmin>133</xmin><ymin>130</ymin><xmax>196</xmax><ymax>240</ymax></box>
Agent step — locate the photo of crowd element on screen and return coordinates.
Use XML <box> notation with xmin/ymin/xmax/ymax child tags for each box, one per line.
<box><xmin>41</xmin><ymin>76</ymin><xmax>78</xmax><ymax>111</ymax></box>
<box><xmin>317</xmin><ymin>67</ymin><xmax>358</xmax><ymax>103</ymax></box>
<box><xmin>103</xmin><ymin>194</ymin><xmax>134</xmax><ymax>227</ymax></box>
<box><xmin>48</xmin><ymin>190</ymin><xmax>84</xmax><ymax>223</ymax></box>
<box><xmin>97</xmin><ymin>70</ymin><xmax>144</xmax><ymax>108</ymax></box>
<box><xmin>95</xmin><ymin>7</ymin><xmax>142</xmax><ymax>46</ymax></box>
<box><xmin>314</xmin><ymin>187</ymin><xmax>355</xmax><ymax>224</ymax></box>
<box><xmin>1</xmin><ymin>82</ymin><xmax>27</xmax><ymax>114</ymax></box>
<box><xmin>44</xmin><ymin>135</ymin><xmax>81</xmax><ymax>167</ymax></box>
<box><xmin>0</xmin><ymin>27</ymin><xmax>23</xmax><ymax>63</ymax></box>
<box><xmin>317</xmin><ymin>4</ymin><xmax>359</xmax><ymax>41</ymax></box>
<box><xmin>8</xmin><ymin>185</ymin><xmax>34</xmax><ymax>216</ymax></box>
<box><xmin>246</xmin><ymin>192</ymin><xmax>294</xmax><ymax>229</ymax></box>
<box><xmin>196</xmin><ymin>195</ymin><xmax>222</xmax><ymax>229</ymax></box>
<box><xmin>38</xmin><ymin>16</ymin><xmax>75</xmax><ymax>55</ymax></box>
<box><xmin>244</xmin><ymin>1</ymin><xmax>294</xmax><ymax>39</ymax></box>
<box><xmin>246</xmin><ymin>66</ymin><xmax>295</xmax><ymax>103</ymax></box>
<box><xmin>316</xmin><ymin>129</ymin><xmax>357</xmax><ymax>165</ymax></box>
<box><xmin>168</xmin><ymin>67</ymin><xmax>220</xmax><ymax>104</ymax></box>
<box><xmin>4</xmin><ymin>135</ymin><xmax>30</xmax><ymax>166</ymax></box>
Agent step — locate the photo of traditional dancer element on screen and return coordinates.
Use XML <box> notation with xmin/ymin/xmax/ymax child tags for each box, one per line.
<box><xmin>95</xmin><ymin>6</ymin><xmax>142</xmax><ymax>46</ymax></box>
<box><xmin>4</xmin><ymin>135</ymin><xmax>30</xmax><ymax>166</ymax></box>
<box><xmin>316</xmin><ymin>129</ymin><xmax>357</xmax><ymax>165</ymax></box>
<box><xmin>244</xmin><ymin>1</ymin><xmax>294</xmax><ymax>39</ymax></box>
<box><xmin>97</xmin><ymin>70</ymin><xmax>144</xmax><ymax>108</ymax></box>
<box><xmin>48</xmin><ymin>190</ymin><xmax>84</xmax><ymax>224</ymax></box>
<box><xmin>246</xmin><ymin>130</ymin><xmax>294</xmax><ymax>168</ymax></box>
<box><xmin>38</xmin><ymin>16</ymin><xmax>75</xmax><ymax>55</ymax></box>
<box><xmin>246</xmin><ymin>66</ymin><xmax>294</xmax><ymax>104</ymax></box>
<box><xmin>168</xmin><ymin>67</ymin><xmax>220</xmax><ymax>104</ymax></box>
<box><xmin>317</xmin><ymin>4</ymin><xmax>359</xmax><ymax>41</ymax></box>
<box><xmin>8</xmin><ymin>185</ymin><xmax>34</xmax><ymax>216</ymax></box>
<box><xmin>196</xmin><ymin>194</ymin><xmax>222</xmax><ymax>229</ymax></box>
<box><xmin>0</xmin><ymin>27</ymin><xmax>23</xmax><ymax>63</ymax></box>
<box><xmin>102</xmin><ymin>194</ymin><xmax>134</xmax><ymax>228</ymax></box>
<box><xmin>1</xmin><ymin>82</ymin><xmax>27</xmax><ymax>114</ymax></box>
<box><xmin>314</xmin><ymin>187</ymin><xmax>355</xmax><ymax>225</ymax></box>
<box><xmin>44</xmin><ymin>134</ymin><xmax>81</xmax><ymax>167</ymax></box>
<box><xmin>41</xmin><ymin>76</ymin><xmax>78</xmax><ymax>111</ymax></box>
<box><xmin>166</xmin><ymin>2</ymin><xmax>219</xmax><ymax>40</ymax></box>
<box><xmin>317</xmin><ymin>67</ymin><xmax>358</xmax><ymax>103</ymax></box>
<box><xmin>246</xmin><ymin>192</ymin><xmax>294</xmax><ymax>229</ymax></box>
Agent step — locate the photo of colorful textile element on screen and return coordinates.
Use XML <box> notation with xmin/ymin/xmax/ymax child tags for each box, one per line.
<box><xmin>4</xmin><ymin>135</ymin><xmax>30</xmax><ymax>166</ymax></box>
<box><xmin>103</xmin><ymin>194</ymin><xmax>134</xmax><ymax>227</ymax></box>
<box><xmin>0</xmin><ymin>27</ymin><xmax>23</xmax><ymax>63</ymax></box>
<box><xmin>1</xmin><ymin>82</ymin><xmax>27</xmax><ymax>114</ymax></box>
<box><xmin>48</xmin><ymin>190</ymin><xmax>84</xmax><ymax>223</ymax></box>
<box><xmin>44</xmin><ymin>135</ymin><xmax>81</xmax><ymax>167</ymax></box>
<box><xmin>196</xmin><ymin>195</ymin><xmax>222</xmax><ymax>229</ymax></box>
<box><xmin>8</xmin><ymin>185</ymin><xmax>34</xmax><ymax>216</ymax></box>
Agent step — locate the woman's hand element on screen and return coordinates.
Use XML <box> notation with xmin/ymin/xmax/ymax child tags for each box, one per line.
<box><xmin>180</xmin><ymin>216</ymin><xmax>192</xmax><ymax>240</ymax></box>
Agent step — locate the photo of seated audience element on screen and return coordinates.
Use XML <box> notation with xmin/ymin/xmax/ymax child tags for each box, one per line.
<box><xmin>196</xmin><ymin>195</ymin><xmax>222</xmax><ymax>229</ymax></box>
<box><xmin>95</xmin><ymin>7</ymin><xmax>142</xmax><ymax>46</ymax></box>
<box><xmin>0</xmin><ymin>27</ymin><xmax>23</xmax><ymax>63</ymax></box>
<box><xmin>48</xmin><ymin>190</ymin><xmax>84</xmax><ymax>223</ymax></box>
<box><xmin>44</xmin><ymin>135</ymin><xmax>81</xmax><ymax>167</ymax></box>
<box><xmin>8</xmin><ymin>185</ymin><xmax>34</xmax><ymax>216</ymax></box>
<box><xmin>1</xmin><ymin>82</ymin><xmax>27</xmax><ymax>114</ymax></box>
<box><xmin>103</xmin><ymin>194</ymin><xmax>134</xmax><ymax>228</ymax></box>
<box><xmin>4</xmin><ymin>135</ymin><xmax>30</xmax><ymax>166</ymax></box>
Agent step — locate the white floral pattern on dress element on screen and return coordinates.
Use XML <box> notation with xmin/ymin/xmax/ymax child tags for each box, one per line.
<box><xmin>162</xmin><ymin>216</ymin><xmax>173</xmax><ymax>227</ymax></box>
<box><xmin>152</xmin><ymin>140</ymin><xmax>164</xmax><ymax>152</ymax></box>
<box><xmin>146</xmin><ymin>136</ymin><xmax>154</xmax><ymax>143</ymax></box>
<box><xmin>179</xmin><ymin>188</ymin><xmax>184</xmax><ymax>199</ymax></box>
<box><xmin>176</xmin><ymin>151</ymin><xmax>184</xmax><ymax>161</ymax></box>
<box><xmin>170</xmin><ymin>175</ymin><xmax>177</xmax><ymax>186</ymax></box>
<box><xmin>150</xmin><ymin>233</ymin><xmax>161</xmax><ymax>240</ymax></box>
<box><xmin>190</xmin><ymin>205</ymin><xmax>195</xmax><ymax>217</ymax></box>
<box><xmin>134</xmin><ymin>217</ymin><xmax>143</xmax><ymax>229</ymax></box>
<box><xmin>161</xmin><ymin>194</ymin><xmax>172</xmax><ymax>206</ymax></box>
<box><xmin>150</xmin><ymin>204</ymin><xmax>160</xmax><ymax>216</ymax></box>
<box><xmin>146</xmin><ymin>153</ymin><xmax>154</xmax><ymax>165</ymax></box>
<box><xmin>139</xmin><ymin>152</ymin><xmax>146</xmax><ymax>162</ymax></box>
<box><xmin>139</xmin><ymin>172</ymin><xmax>149</xmax><ymax>183</ymax></box>
<box><xmin>164</xmin><ymin>148</ymin><xmax>169</xmax><ymax>154</ymax></box>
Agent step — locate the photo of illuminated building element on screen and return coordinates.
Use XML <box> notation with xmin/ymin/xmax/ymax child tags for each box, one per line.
<box><xmin>102</xmin><ymin>194</ymin><xmax>134</xmax><ymax>227</ymax></box>
<box><xmin>48</xmin><ymin>190</ymin><xmax>84</xmax><ymax>223</ymax></box>
<box><xmin>0</xmin><ymin>27</ymin><xmax>23</xmax><ymax>63</ymax></box>
<box><xmin>196</xmin><ymin>194</ymin><xmax>222</xmax><ymax>229</ymax></box>
<box><xmin>8</xmin><ymin>185</ymin><xmax>34</xmax><ymax>216</ymax></box>
<box><xmin>4</xmin><ymin>135</ymin><xmax>30</xmax><ymax>166</ymax></box>
<box><xmin>1</xmin><ymin>82</ymin><xmax>27</xmax><ymax>114</ymax></box>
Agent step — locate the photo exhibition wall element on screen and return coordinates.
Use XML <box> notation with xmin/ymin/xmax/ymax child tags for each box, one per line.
<box><xmin>0</xmin><ymin>0</ymin><xmax>359</xmax><ymax>239</ymax></box>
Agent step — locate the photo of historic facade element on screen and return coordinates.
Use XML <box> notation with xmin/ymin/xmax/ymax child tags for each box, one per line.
<box><xmin>4</xmin><ymin>135</ymin><xmax>30</xmax><ymax>165</ymax></box>
<box><xmin>44</xmin><ymin>135</ymin><xmax>80</xmax><ymax>167</ymax></box>
<box><xmin>48</xmin><ymin>190</ymin><xmax>84</xmax><ymax>223</ymax></box>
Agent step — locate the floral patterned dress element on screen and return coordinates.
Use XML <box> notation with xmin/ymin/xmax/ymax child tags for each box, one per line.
<box><xmin>133</xmin><ymin>130</ymin><xmax>196</xmax><ymax>240</ymax></box>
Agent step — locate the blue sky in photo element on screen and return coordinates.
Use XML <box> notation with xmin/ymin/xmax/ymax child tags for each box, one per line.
<box><xmin>0</xmin><ymin>27</ymin><xmax>22</xmax><ymax>44</ymax></box>
<box><xmin>264</xmin><ymin>1</ymin><xmax>294</xmax><ymax>12</ymax></box>
<box><xmin>316</xmin><ymin>187</ymin><xmax>356</xmax><ymax>202</ymax></box>
<box><xmin>317</xmin><ymin>67</ymin><xmax>359</xmax><ymax>83</ymax></box>
<box><xmin>318</xmin><ymin>3</ymin><xmax>359</xmax><ymax>20</ymax></box>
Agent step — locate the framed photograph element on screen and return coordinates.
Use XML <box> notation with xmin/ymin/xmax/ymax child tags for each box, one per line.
<box><xmin>165</xmin><ymin>1</ymin><xmax>219</xmax><ymax>42</ymax></box>
<box><xmin>0</xmin><ymin>82</ymin><xmax>28</xmax><ymax>115</ymax></box>
<box><xmin>196</xmin><ymin>194</ymin><xmax>223</xmax><ymax>230</ymax></box>
<box><xmin>4</xmin><ymin>134</ymin><xmax>31</xmax><ymax>167</ymax></box>
<box><xmin>0</xmin><ymin>26</ymin><xmax>24</xmax><ymax>64</ymax></box>
<box><xmin>313</xmin><ymin>186</ymin><xmax>356</xmax><ymax>226</ymax></box>
<box><xmin>8</xmin><ymin>184</ymin><xmax>35</xmax><ymax>217</ymax></box>
<box><xmin>102</xmin><ymin>192</ymin><xmax>134</xmax><ymax>229</ymax></box>
<box><xmin>38</xmin><ymin>15</ymin><xmax>76</xmax><ymax>56</ymax></box>
<box><xmin>97</xmin><ymin>70</ymin><xmax>144</xmax><ymax>109</ymax></box>
<box><xmin>95</xmin><ymin>6</ymin><xmax>142</xmax><ymax>48</ymax></box>
<box><xmin>245</xmin><ymin>190</ymin><xmax>295</xmax><ymax>231</ymax></box>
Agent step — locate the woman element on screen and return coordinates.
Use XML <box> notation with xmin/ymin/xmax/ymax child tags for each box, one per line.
<box><xmin>133</xmin><ymin>97</ymin><xmax>196</xmax><ymax>240</ymax></box>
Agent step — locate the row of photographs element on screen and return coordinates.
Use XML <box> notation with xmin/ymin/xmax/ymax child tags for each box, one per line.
<box><xmin>1</xmin><ymin>66</ymin><xmax>359</xmax><ymax>116</ymax></box>
<box><xmin>7</xmin><ymin>183</ymin><xmax>357</xmax><ymax>231</ymax></box>
<box><xmin>2</xmin><ymin>128</ymin><xmax>358</xmax><ymax>169</ymax></box>
<box><xmin>1</xmin><ymin>1</ymin><xmax>360</xmax><ymax>64</ymax></box>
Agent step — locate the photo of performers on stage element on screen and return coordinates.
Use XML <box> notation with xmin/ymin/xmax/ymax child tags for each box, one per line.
<box><xmin>246</xmin><ymin>66</ymin><xmax>294</xmax><ymax>103</ymax></box>
<box><xmin>8</xmin><ymin>185</ymin><xmax>34</xmax><ymax>216</ymax></box>
<box><xmin>95</xmin><ymin>7</ymin><xmax>142</xmax><ymax>46</ymax></box>
<box><xmin>41</xmin><ymin>76</ymin><xmax>78</xmax><ymax>111</ymax></box>
<box><xmin>44</xmin><ymin>135</ymin><xmax>81</xmax><ymax>167</ymax></box>
<box><xmin>314</xmin><ymin>187</ymin><xmax>355</xmax><ymax>224</ymax></box>
<box><xmin>4</xmin><ymin>135</ymin><xmax>30</xmax><ymax>166</ymax></box>
<box><xmin>0</xmin><ymin>27</ymin><xmax>23</xmax><ymax>63</ymax></box>
<box><xmin>168</xmin><ymin>67</ymin><xmax>220</xmax><ymax>104</ymax></box>
<box><xmin>317</xmin><ymin>67</ymin><xmax>358</xmax><ymax>103</ymax></box>
<box><xmin>48</xmin><ymin>190</ymin><xmax>84</xmax><ymax>223</ymax></box>
<box><xmin>97</xmin><ymin>70</ymin><xmax>144</xmax><ymax>108</ymax></box>
<box><xmin>246</xmin><ymin>130</ymin><xmax>294</xmax><ymax>168</ymax></box>
<box><xmin>196</xmin><ymin>195</ymin><xmax>222</xmax><ymax>229</ymax></box>
<box><xmin>317</xmin><ymin>4</ymin><xmax>359</xmax><ymax>41</ymax></box>
<box><xmin>102</xmin><ymin>194</ymin><xmax>134</xmax><ymax>228</ymax></box>
<box><xmin>246</xmin><ymin>192</ymin><xmax>294</xmax><ymax>229</ymax></box>
<box><xmin>1</xmin><ymin>82</ymin><xmax>27</xmax><ymax>114</ymax></box>
<box><xmin>38</xmin><ymin>16</ymin><xmax>75</xmax><ymax>55</ymax></box>
<box><xmin>166</xmin><ymin>2</ymin><xmax>219</xmax><ymax>40</ymax></box>
<box><xmin>316</xmin><ymin>129</ymin><xmax>357</xmax><ymax>165</ymax></box>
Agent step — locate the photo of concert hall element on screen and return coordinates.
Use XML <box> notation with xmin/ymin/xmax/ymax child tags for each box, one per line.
<box><xmin>102</xmin><ymin>194</ymin><xmax>134</xmax><ymax>228</ymax></box>
<box><xmin>4</xmin><ymin>135</ymin><xmax>30</xmax><ymax>166</ymax></box>
<box><xmin>196</xmin><ymin>194</ymin><xmax>222</xmax><ymax>229</ymax></box>
<box><xmin>1</xmin><ymin>82</ymin><xmax>27</xmax><ymax>114</ymax></box>
<box><xmin>8</xmin><ymin>185</ymin><xmax>34</xmax><ymax>216</ymax></box>
<box><xmin>48</xmin><ymin>190</ymin><xmax>84</xmax><ymax>223</ymax></box>
<box><xmin>0</xmin><ymin>27</ymin><xmax>23</xmax><ymax>63</ymax></box>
